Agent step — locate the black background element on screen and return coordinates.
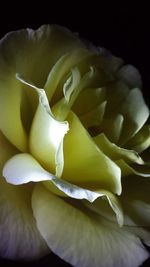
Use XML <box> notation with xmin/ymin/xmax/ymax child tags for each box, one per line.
<box><xmin>0</xmin><ymin>2</ymin><xmax>149</xmax><ymax>267</ymax></box>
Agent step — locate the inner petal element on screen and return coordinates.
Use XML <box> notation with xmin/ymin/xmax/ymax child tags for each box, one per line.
<box><xmin>63</xmin><ymin>111</ymin><xmax>121</xmax><ymax>195</ymax></box>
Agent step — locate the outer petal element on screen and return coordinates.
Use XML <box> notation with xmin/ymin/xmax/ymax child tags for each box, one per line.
<box><xmin>0</xmin><ymin>25</ymin><xmax>84</xmax><ymax>87</ymax></box>
<box><xmin>0</xmin><ymin>76</ymin><xmax>28</xmax><ymax>151</ymax></box>
<box><xmin>32</xmin><ymin>184</ymin><xmax>149</xmax><ymax>267</ymax></box>
<box><xmin>117</xmin><ymin>64</ymin><xmax>142</xmax><ymax>89</ymax></box>
<box><xmin>0</xmin><ymin>180</ymin><xmax>49</xmax><ymax>260</ymax></box>
<box><xmin>0</xmin><ymin>132</ymin><xmax>48</xmax><ymax>260</ymax></box>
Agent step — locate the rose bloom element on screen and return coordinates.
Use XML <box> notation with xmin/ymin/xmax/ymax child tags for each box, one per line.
<box><xmin>0</xmin><ymin>25</ymin><xmax>150</xmax><ymax>267</ymax></box>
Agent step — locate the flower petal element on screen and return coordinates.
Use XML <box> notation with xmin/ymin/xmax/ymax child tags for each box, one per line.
<box><xmin>63</xmin><ymin>111</ymin><xmax>121</xmax><ymax>195</ymax></box>
<box><xmin>0</xmin><ymin>130</ymin><xmax>18</xmax><ymax>168</ymax></box>
<box><xmin>126</xmin><ymin>226</ymin><xmax>150</xmax><ymax>247</ymax></box>
<box><xmin>32</xmin><ymin>184</ymin><xmax>149</xmax><ymax>267</ymax></box>
<box><xmin>0</xmin><ymin>132</ymin><xmax>48</xmax><ymax>259</ymax></box>
<box><xmin>117</xmin><ymin>64</ymin><xmax>142</xmax><ymax>89</ymax></box>
<box><xmin>80</xmin><ymin>101</ymin><xmax>107</xmax><ymax>128</ymax></box>
<box><xmin>0</xmin><ymin>25</ymin><xmax>84</xmax><ymax>87</ymax></box>
<box><xmin>44</xmin><ymin>49</ymin><xmax>95</xmax><ymax>101</ymax></box>
<box><xmin>121</xmin><ymin>175</ymin><xmax>150</xmax><ymax>226</ymax></box>
<box><xmin>0</xmin><ymin>179</ymin><xmax>49</xmax><ymax>260</ymax></box>
<box><xmin>17</xmin><ymin>75</ymin><xmax>69</xmax><ymax>177</ymax></box>
<box><xmin>73</xmin><ymin>87</ymin><xmax>106</xmax><ymax>116</ymax></box>
<box><xmin>3</xmin><ymin>153</ymin><xmax>56</xmax><ymax>184</ymax></box>
<box><xmin>30</xmin><ymin>89</ymin><xmax>69</xmax><ymax>177</ymax></box>
<box><xmin>116</xmin><ymin>159</ymin><xmax>150</xmax><ymax>177</ymax></box>
<box><xmin>3</xmin><ymin>153</ymin><xmax>122</xmax><ymax>206</ymax></box>
<box><xmin>94</xmin><ymin>133</ymin><xmax>144</xmax><ymax>164</ymax></box>
<box><xmin>0</xmin><ymin>25</ymin><xmax>85</xmax><ymax>150</ymax></box>
<box><xmin>119</xmin><ymin>88</ymin><xmax>149</xmax><ymax>145</ymax></box>
<box><xmin>100</xmin><ymin>113</ymin><xmax>124</xmax><ymax>143</ymax></box>
<box><xmin>125</xmin><ymin>124</ymin><xmax>150</xmax><ymax>154</ymax></box>
<box><xmin>0</xmin><ymin>77</ymin><xmax>28</xmax><ymax>151</ymax></box>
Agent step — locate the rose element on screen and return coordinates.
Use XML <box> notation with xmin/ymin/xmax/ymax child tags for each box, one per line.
<box><xmin>0</xmin><ymin>25</ymin><xmax>150</xmax><ymax>267</ymax></box>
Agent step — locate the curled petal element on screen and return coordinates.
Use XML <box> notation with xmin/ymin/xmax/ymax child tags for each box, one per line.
<box><xmin>116</xmin><ymin>159</ymin><xmax>150</xmax><ymax>177</ymax></box>
<box><xmin>17</xmin><ymin>75</ymin><xmax>69</xmax><ymax>177</ymax></box>
<box><xmin>94</xmin><ymin>133</ymin><xmax>144</xmax><ymax>164</ymax></box>
<box><xmin>3</xmin><ymin>153</ymin><xmax>121</xmax><ymax>205</ymax></box>
<box><xmin>44</xmin><ymin>49</ymin><xmax>94</xmax><ymax>101</ymax></box>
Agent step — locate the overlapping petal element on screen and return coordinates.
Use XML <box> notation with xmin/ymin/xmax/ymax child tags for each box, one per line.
<box><xmin>32</xmin><ymin>184</ymin><xmax>149</xmax><ymax>267</ymax></box>
<box><xmin>0</xmin><ymin>131</ymin><xmax>48</xmax><ymax>259</ymax></box>
<box><xmin>3</xmin><ymin>153</ymin><xmax>122</xmax><ymax>210</ymax></box>
<box><xmin>93</xmin><ymin>133</ymin><xmax>144</xmax><ymax>164</ymax></box>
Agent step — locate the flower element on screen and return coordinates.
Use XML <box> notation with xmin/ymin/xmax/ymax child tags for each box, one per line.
<box><xmin>0</xmin><ymin>24</ymin><xmax>150</xmax><ymax>267</ymax></box>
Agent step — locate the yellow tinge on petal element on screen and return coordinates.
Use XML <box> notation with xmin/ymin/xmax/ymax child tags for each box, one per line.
<box><xmin>63</xmin><ymin>111</ymin><xmax>121</xmax><ymax>195</ymax></box>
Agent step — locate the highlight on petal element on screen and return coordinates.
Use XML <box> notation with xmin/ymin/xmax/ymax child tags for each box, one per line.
<box><xmin>32</xmin><ymin>184</ymin><xmax>149</xmax><ymax>267</ymax></box>
<box><xmin>17</xmin><ymin>74</ymin><xmax>69</xmax><ymax>177</ymax></box>
<box><xmin>3</xmin><ymin>153</ymin><xmax>56</xmax><ymax>184</ymax></box>
<box><xmin>3</xmin><ymin>153</ymin><xmax>121</xmax><ymax>205</ymax></box>
<box><xmin>30</xmin><ymin>90</ymin><xmax>69</xmax><ymax>177</ymax></box>
<box><xmin>63</xmin><ymin>111</ymin><xmax>122</xmax><ymax>195</ymax></box>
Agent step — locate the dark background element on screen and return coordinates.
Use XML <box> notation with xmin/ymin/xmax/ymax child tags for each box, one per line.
<box><xmin>0</xmin><ymin>3</ymin><xmax>149</xmax><ymax>267</ymax></box>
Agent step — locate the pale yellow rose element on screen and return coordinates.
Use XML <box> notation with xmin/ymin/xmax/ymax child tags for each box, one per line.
<box><xmin>0</xmin><ymin>25</ymin><xmax>150</xmax><ymax>267</ymax></box>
